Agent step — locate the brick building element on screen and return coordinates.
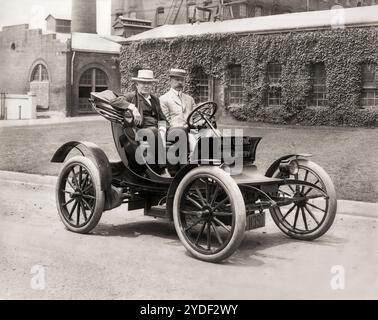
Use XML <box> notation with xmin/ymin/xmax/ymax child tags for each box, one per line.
<box><xmin>120</xmin><ymin>5</ymin><xmax>378</xmax><ymax>126</ymax></box>
<box><xmin>111</xmin><ymin>0</ymin><xmax>376</xmax><ymax>35</ymax></box>
<box><xmin>0</xmin><ymin>0</ymin><xmax>124</xmax><ymax>117</ymax></box>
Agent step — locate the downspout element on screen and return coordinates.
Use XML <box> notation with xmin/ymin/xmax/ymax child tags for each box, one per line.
<box><xmin>70</xmin><ymin>50</ymin><xmax>76</xmax><ymax>117</ymax></box>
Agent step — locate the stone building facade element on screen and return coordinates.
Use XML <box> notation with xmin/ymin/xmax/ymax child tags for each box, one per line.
<box><xmin>0</xmin><ymin>0</ymin><xmax>123</xmax><ymax>117</ymax></box>
<box><xmin>0</xmin><ymin>24</ymin><xmax>68</xmax><ymax>113</ymax></box>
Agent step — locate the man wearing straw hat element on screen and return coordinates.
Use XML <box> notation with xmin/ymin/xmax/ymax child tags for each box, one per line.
<box><xmin>159</xmin><ymin>68</ymin><xmax>197</xmax><ymax>158</ymax></box>
<box><xmin>110</xmin><ymin>69</ymin><xmax>169</xmax><ymax>176</ymax></box>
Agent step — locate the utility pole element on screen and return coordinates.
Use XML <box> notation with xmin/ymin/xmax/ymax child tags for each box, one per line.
<box><xmin>306</xmin><ymin>0</ymin><xmax>310</xmax><ymax>11</ymax></box>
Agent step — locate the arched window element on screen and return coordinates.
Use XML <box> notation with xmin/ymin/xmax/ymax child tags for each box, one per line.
<box><xmin>31</xmin><ymin>64</ymin><xmax>49</xmax><ymax>82</ymax></box>
<box><xmin>79</xmin><ymin>68</ymin><xmax>108</xmax><ymax>112</ymax></box>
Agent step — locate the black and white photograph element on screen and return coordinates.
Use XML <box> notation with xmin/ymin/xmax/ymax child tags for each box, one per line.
<box><xmin>0</xmin><ymin>0</ymin><xmax>377</xmax><ymax>303</ymax></box>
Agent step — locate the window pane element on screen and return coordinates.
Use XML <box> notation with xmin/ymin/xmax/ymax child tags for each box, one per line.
<box><xmin>41</xmin><ymin>65</ymin><xmax>49</xmax><ymax>81</ymax></box>
<box><xmin>229</xmin><ymin>65</ymin><xmax>243</xmax><ymax>104</ymax></box>
<box><xmin>362</xmin><ymin>64</ymin><xmax>376</xmax><ymax>88</ymax></box>
<box><xmin>193</xmin><ymin>68</ymin><xmax>210</xmax><ymax>103</ymax></box>
<box><xmin>267</xmin><ymin>63</ymin><xmax>282</xmax><ymax>83</ymax></box>
<box><xmin>309</xmin><ymin>63</ymin><xmax>328</xmax><ymax>107</ymax></box>
<box><xmin>95</xmin><ymin>69</ymin><xmax>107</xmax><ymax>86</ymax></box>
<box><xmin>361</xmin><ymin>89</ymin><xmax>378</xmax><ymax>107</ymax></box>
<box><xmin>80</xmin><ymin>69</ymin><xmax>93</xmax><ymax>85</ymax></box>
<box><xmin>31</xmin><ymin>65</ymin><xmax>40</xmax><ymax>81</ymax></box>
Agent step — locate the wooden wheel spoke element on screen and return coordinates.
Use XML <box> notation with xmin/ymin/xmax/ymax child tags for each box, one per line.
<box><xmin>293</xmin><ymin>207</ymin><xmax>300</xmax><ymax>229</ymax></box>
<box><xmin>281</xmin><ymin>204</ymin><xmax>296</xmax><ymax>222</ymax></box>
<box><xmin>79</xmin><ymin>166</ymin><xmax>82</xmax><ymax>186</ymax></box>
<box><xmin>76</xmin><ymin>202</ymin><xmax>81</xmax><ymax>226</ymax></box>
<box><xmin>80</xmin><ymin>173</ymin><xmax>89</xmax><ymax>189</ymax></box>
<box><xmin>279</xmin><ymin>189</ymin><xmax>293</xmax><ymax>197</ymax></box>
<box><xmin>80</xmin><ymin>201</ymin><xmax>88</xmax><ymax>221</ymax></box>
<box><xmin>210</xmin><ymin>184</ymin><xmax>220</xmax><ymax>206</ymax></box>
<box><xmin>194</xmin><ymin>185</ymin><xmax>206</xmax><ymax>205</ymax></box>
<box><xmin>82</xmin><ymin>194</ymin><xmax>96</xmax><ymax>200</ymax></box>
<box><xmin>184</xmin><ymin>218</ymin><xmax>203</xmax><ymax>232</ymax></box>
<box><xmin>306</xmin><ymin>202</ymin><xmax>326</xmax><ymax>213</ymax></box>
<box><xmin>304</xmin><ymin>205</ymin><xmax>320</xmax><ymax>225</ymax></box>
<box><xmin>211</xmin><ymin>221</ymin><xmax>223</xmax><ymax>245</ymax></box>
<box><xmin>62</xmin><ymin>189</ymin><xmax>74</xmax><ymax>196</ymax></box>
<box><xmin>185</xmin><ymin>195</ymin><xmax>203</xmax><ymax>210</ymax></box>
<box><xmin>287</xmin><ymin>184</ymin><xmax>296</xmax><ymax>193</ymax></box>
<box><xmin>82</xmin><ymin>198</ymin><xmax>94</xmax><ymax>213</ymax></box>
<box><xmin>62</xmin><ymin>198</ymin><xmax>75</xmax><ymax>207</ymax></box>
<box><xmin>82</xmin><ymin>183</ymin><xmax>94</xmax><ymax>194</ymax></box>
<box><xmin>206</xmin><ymin>222</ymin><xmax>211</xmax><ymax>250</ymax></box>
<box><xmin>301</xmin><ymin>171</ymin><xmax>309</xmax><ymax>193</ymax></box>
<box><xmin>71</xmin><ymin>168</ymin><xmax>80</xmax><ymax>188</ymax></box>
<box><xmin>195</xmin><ymin>221</ymin><xmax>207</xmax><ymax>246</ymax></box>
<box><xmin>68</xmin><ymin>200</ymin><xmax>78</xmax><ymax>220</ymax></box>
<box><xmin>301</xmin><ymin>207</ymin><xmax>308</xmax><ymax>231</ymax></box>
<box><xmin>213</xmin><ymin>211</ymin><xmax>232</xmax><ymax>217</ymax></box>
<box><xmin>213</xmin><ymin>217</ymin><xmax>231</xmax><ymax>233</ymax></box>
<box><xmin>212</xmin><ymin>197</ymin><xmax>229</xmax><ymax>212</ymax></box>
<box><xmin>306</xmin><ymin>194</ymin><xmax>327</xmax><ymax>201</ymax></box>
<box><xmin>66</xmin><ymin>178</ymin><xmax>76</xmax><ymax>191</ymax></box>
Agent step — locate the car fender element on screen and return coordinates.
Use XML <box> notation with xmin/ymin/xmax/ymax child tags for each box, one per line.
<box><xmin>265</xmin><ymin>154</ymin><xmax>312</xmax><ymax>177</ymax></box>
<box><xmin>51</xmin><ymin>141</ymin><xmax>112</xmax><ymax>192</ymax></box>
<box><xmin>166</xmin><ymin>164</ymin><xmax>198</xmax><ymax>221</ymax></box>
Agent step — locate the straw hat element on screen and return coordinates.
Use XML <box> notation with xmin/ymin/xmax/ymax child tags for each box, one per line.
<box><xmin>169</xmin><ymin>68</ymin><xmax>187</xmax><ymax>78</ymax></box>
<box><xmin>131</xmin><ymin>69</ymin><xmax>157</xmax><ymax>82</ymax></box>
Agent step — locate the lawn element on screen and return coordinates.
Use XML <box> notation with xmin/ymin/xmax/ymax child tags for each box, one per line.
<box><xmin>0</xmin><ymin>120</ymin><xmax>377</xmax><ymax>202</ymax></box>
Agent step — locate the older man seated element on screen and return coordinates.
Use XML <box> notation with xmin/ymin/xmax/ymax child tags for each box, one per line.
<box><xmin>110</xmin><ymin>69</ymin><xmax>170</xmax><ymax>177</ymax></box>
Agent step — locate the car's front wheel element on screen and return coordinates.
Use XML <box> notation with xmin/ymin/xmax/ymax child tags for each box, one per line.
<box><xmin>173</xmin><ymin>166</ymin><xmax>246</xmax><ymax>262</ymax></box>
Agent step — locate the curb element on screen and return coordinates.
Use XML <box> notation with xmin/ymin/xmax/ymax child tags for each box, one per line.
<box><xmin>0</xmin><ymin>170</ymin><xmax>376</xmax><ymax>219</ymax></box>
<box><xmin>0</xmin><ymin>115</ymin><xmax>105</xmax><ymax>128</ymax></box>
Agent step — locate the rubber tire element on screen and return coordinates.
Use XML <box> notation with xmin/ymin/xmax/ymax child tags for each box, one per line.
<box><xmin>56</xmin><ymin>156</ymin><xmax>105</xmax><ymax>234</ymax></box>
<box><xmin>173</xmin><ymin>166</ymin><xmax>246</xmax><ymax>262</ymax></box>
<box><xmin>270</xmin><ymin>159</ymin><xmax>337</xmax><ymax>241</ymax></box>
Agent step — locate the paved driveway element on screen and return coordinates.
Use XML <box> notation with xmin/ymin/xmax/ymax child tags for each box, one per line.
<box><xmin>0</xmin><ymin>176</ymin><xmax>377</xmax><ymax>300</ymax></box>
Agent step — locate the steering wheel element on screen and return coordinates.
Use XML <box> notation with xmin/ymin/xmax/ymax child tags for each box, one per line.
<box><xmin>187</xmin><ymin>101</ymin><xmax>220</xmax><ymax>137</ymax></box>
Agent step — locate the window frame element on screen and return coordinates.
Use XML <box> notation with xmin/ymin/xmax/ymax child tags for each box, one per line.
<box><xmin>30</xmin><ymin>64</ymin><xmax>49</xmax><ymax>82</ymax></box>
<box><xmin>361</xmin><ymin>63</ymin><xmax>378</xmax><ymax>108</ymax></box>
<box><xmin>227</xmin><ymin>64</ymin><xmax>243</xmax><ymax>105</ymax></box>
<box><xmin>266</xmin><ymin>62</ymin><xmax>283</xmax><ymax>107</ymax></box>
<box><xmin>308</xmin><ymin>63</ymin><xmax>328</xmax><ymax>108</ymax></box>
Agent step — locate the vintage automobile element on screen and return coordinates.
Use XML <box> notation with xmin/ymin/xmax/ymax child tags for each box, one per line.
<box><xmin>51</xmin><ymin>91</ymin><xmax>337</xmax><ymax>263</ymax></box>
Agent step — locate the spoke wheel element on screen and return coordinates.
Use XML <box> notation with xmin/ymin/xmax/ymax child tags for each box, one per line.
<box><xmin>56</xmin><ymin>156</ymin><xmax>105</xmax><ymax>234</ymax></box>
<box><xmin>270</xmin><ymin>159</ymin><xmax>337</xmax><ymax>240</ymax></box>
<box><xmin>173</xmin><ymin>167</ymin><xmax>246</xmax><ymax>262</ymax></box>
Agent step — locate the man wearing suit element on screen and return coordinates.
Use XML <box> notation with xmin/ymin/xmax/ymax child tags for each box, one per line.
<box><xmin>110</xmin><ymin>69</ymin><xmax>169</xmax><ymax>176</ymax></box>
<box><xmin>159</xmin><ymin>68</ymin><xmax>197</xmax><ymax>158</ymax></box>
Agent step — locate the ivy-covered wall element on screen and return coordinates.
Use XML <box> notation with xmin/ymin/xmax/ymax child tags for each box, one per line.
<box><xmin>120</xmin><ymin>27</ymin><xmax>378</xmax><ymax>126</ymax></box>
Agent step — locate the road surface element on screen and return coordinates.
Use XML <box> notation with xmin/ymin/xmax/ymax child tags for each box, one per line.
<box><xmin>0</xmin><ymin>176</ymin><xmax>377</xmax><ymax>300</ymax></box>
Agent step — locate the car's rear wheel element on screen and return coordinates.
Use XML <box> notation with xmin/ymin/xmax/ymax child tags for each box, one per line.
<box><xmin>56</xmin><ymin>156</ymin><xmax>105</xmax><ymax>234</ymax></box>
<box><xmin>269</xmin><ymin>159</ymin><xmax>337</xmax><ymax>241</ymax></box>
<box><xmin>173</xmin><ymin>166</ymin><xmax>246</xmax><ymax>262</ymax></box>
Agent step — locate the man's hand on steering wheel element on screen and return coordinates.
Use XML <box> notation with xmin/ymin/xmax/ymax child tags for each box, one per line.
<box><xmin>187</xmin><ymin>101</ymin><xmax>219</xmax><ymax>136</ymax></box>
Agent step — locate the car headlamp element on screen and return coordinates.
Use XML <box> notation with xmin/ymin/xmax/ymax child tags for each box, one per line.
<box><xmin>279</xmin><ymin>159</ymin><xmax>299</xmax><ymax>177</ymax></box>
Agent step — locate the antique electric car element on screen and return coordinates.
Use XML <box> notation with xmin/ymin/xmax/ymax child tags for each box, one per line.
<box><xmin>51</xmin><ymin>91</ymin><xmax>337</xmax><ymax>263</ymax></box>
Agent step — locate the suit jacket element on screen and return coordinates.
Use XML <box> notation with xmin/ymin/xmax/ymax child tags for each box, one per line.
<box><xmin>123</xmin><ymin>91</ymin><xmax>167</xmax><ymax>128</ymax></box>
<box><xmin>159</xmin><ymin>88</ymin><xmax>196</xmax><ymax>127</ymax></box>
